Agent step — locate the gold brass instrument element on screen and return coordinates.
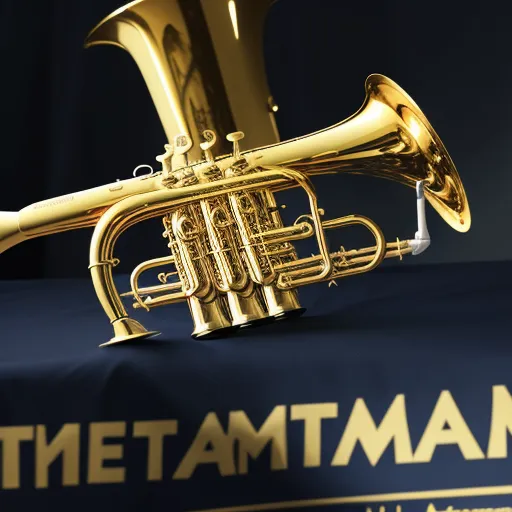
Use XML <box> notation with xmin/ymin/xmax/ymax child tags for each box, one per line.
<box><xmin>0</xmin><ymin>0</ymin><xmax>470</xmax><ymax>347</ymax></box>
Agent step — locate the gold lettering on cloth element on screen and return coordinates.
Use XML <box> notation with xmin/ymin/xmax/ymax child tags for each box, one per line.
<box><xmin>35</xmin><ymin>424</ymin><xmax>80</xmax><ymax>488</ymax></box>
<box><xmin>414</xmin><ymin>390</ymin><xmax>485</xmax><ymax>462</ymax></box>
<box><xmin>1</xmin><ymin>384</ymin><xmax>512</xmax><ymax>490</ymax></box>
<box><xmin>366</xmin><ymin>507</ymin><xmax>402</xmax><ymax>512</ymax></box>
<box><xmin>427</xmin><ymin>504</ymin><xmax>512</xmax><ymax>512</ymax></box>
<box><xmin>291</xmin><ymin>403</ymin><xmax>338</xmax><ymax>467</ymax></box>
<box><xmin>229</xmin><ymin>405</ymin><xmax>288</xmax><ymax>473</ymax></box>
<box><xmin>173</xmin><ymin>413</ymin><xmax>234</xmax><ymax>480</ymax></box>
<box><xmin>331</xmin><ymin>395</ymin><xmax>413</xmax><ymax>466</ymax></box>
<box><xmin>0</xmin><ymin>426</ymin><xmax>34</xmax><ymax>489</ymax></box>
<box><xmin>488</xmin><ymin>385</ymin><xmax>512</xmax><ymax>458</ymax></box>
<box><xmin>87</xmin><ymin>422</ymin><xmax>126</xmax><ymax>484</ymax></box>
<box><xmin>133</xmin><ymin>420</ymin><xmax>178</xmax><ymax>481</ymax></box>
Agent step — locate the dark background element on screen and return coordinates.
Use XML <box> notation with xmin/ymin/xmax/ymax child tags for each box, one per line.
<box><xmin>0</xmin><ymin>0</ymin><xmax>506</xmax><ymax>279</ymax></box>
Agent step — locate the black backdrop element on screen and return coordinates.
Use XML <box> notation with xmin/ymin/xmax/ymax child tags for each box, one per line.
<box><xmin>0</xmin><ymin>0</ymin><xmax>508</xmax><ymax>279</ymax></box>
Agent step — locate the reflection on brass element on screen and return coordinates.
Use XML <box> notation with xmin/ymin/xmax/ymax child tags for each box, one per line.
<box><xmin>0</xmin><ymin>0</ymin><xmax>470</xmax><ymax>346</ymax></box>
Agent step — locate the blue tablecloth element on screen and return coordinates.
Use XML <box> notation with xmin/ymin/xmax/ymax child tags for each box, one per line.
<box><xmin>0</xmin><ymin>261</ymin><xmax>510</xmax><ymax>512</ymax></box>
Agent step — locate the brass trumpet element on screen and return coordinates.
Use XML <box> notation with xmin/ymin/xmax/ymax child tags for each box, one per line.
<box><xmin>0</xmin><ymin>0</ymin><xmax>470</xmax><ymax>346</ymax></box>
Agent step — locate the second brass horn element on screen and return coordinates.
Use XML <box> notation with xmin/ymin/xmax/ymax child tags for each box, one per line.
<box><xmin>0</xmin><ymin>0</ymin><xmax>470</xmax><ymax>346</ymax></box>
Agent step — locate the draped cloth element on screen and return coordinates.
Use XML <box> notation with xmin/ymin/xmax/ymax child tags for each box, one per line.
<box><xmin>0</xmin><ymin>261</ymin><xmax>508</xmax><ymax>511</ymax></box>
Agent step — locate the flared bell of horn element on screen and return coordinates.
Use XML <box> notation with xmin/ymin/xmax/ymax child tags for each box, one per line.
<box><xmin>84</xmin><ymin>0</ymin><xmax>279</xmax><ymax>160</ymax></box>
<box><xmin>251</xmin><ymin>74</ymin><xmax>470</xmax><ymax>233</ymax></box>
<box><xmin>99</xmin><ymin>317</ymin><xmax>160</xmax><ymax>347</ymax></box>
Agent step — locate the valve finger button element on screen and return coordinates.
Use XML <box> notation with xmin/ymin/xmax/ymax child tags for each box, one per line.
<box><xmin>227</xmin><ymin>131</ymin><xmax>244</xmax><ymax>160</ymax></box>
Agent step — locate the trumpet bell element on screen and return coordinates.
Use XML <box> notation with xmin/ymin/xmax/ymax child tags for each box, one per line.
<box><xmin>255</xmin><ymin>74</ymin><xmax>470</xmax><ymax>234</ymax></box>
<box><xmin>365</xmin><ymin>74</ymin><xmax>470</xmax><ymax>232</ymax></box>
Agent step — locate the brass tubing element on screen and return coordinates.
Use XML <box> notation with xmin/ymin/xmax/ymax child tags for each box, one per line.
<box><xmin>199</xmin><ymin>199</ymin><xmax>250</xmax><ymax>294</ymax></box>
<box><xmin>334</xmin><ymin>240</ymin><xmax>412</xmax><ymax>262</ymax></box>
<box><xmin>275</xmin><ymin>213</ymin><xmax>385</xmax><ymax>289</ymax></box>
<box><xmin>252</xmin><ymin>221</ymin><xmax>314</xmax><ymax>244</ymax></box>
<box><xmin>274</xmin><ymin>239</ymin><xmax>412</xmax><ymax>283</ymax></box>
<box><xmin>121</xmin><ymin>282</ymin><xmax>183</xmax><ymax>298</ymax></box>
<box><xmin>132</xmin><ymin>291</ymin><xmax>190</xmax><ymax>309</ymax></box>
<box><xmin>88</xmin><ymin>169</ymin><xmax>314</xmax><ymax>343</ymax></box>
<box><xmin>127</xmin><ymin>254</ymin><xmax>181</xmax><ymax>311</ymax></box>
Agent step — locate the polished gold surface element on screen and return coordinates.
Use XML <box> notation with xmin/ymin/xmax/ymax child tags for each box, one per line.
<box><xmin>84</xmin><ymin>0</ymin><xmax>278</xmax><ymax>159</ymax></box>
<box><xmin>0</xmin><ymin>0</ymin><xmax>471</xmax><ymax>346</ymax></box>
<box><xmin>248</xmin><ymin>74</ymin><xmax>470</xmax><ymax>233</ymax></box>
<box><xmin>84</xmin><ymin>0</ymin><xmax>299</xmax><ymax>335</ymax></box>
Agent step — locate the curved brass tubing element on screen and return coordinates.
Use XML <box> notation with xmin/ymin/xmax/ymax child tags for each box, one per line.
<box><xmin>127</xmin><ymin>255</ymin><xmax>183</xmax><ymax>311</ymax></box>
<box><xmin>0</xmin><ymin>0</ymin><xmax>471</xmax><ymax>347</ymax></box>
<box><xmin>275</xmin><ymin>215</ymin><xmax>386</xmax><ymax>289</ymax></box>
<box><xmin>183</xmin><ymin>74</ymin><xmax>470</xmax><ymax>234</ymax></box>
<box><xmin>89</xmin><ymin>170</ymin><xmax>296</xmax><ymax>346</ymax></box>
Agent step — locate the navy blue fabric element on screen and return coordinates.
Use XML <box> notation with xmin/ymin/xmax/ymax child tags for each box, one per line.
<box><xmin>0</xmin><ymin>261</ymin><xmax>510</xmax><ymax>512</ymax></box>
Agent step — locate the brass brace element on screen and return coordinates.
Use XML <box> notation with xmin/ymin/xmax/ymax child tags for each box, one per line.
<box><xmin>88</xmin><ymin>258</ymin><xmax>120</xmax><ymax>270</ymax></box>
